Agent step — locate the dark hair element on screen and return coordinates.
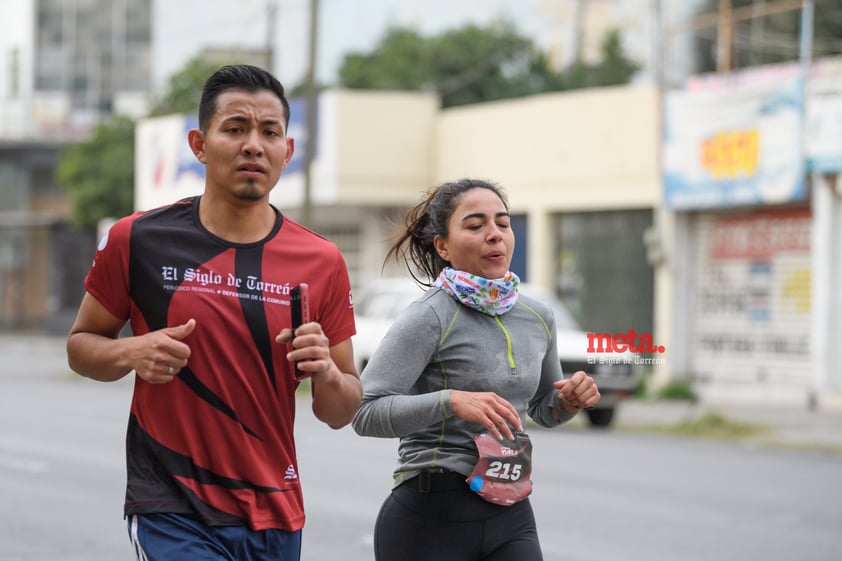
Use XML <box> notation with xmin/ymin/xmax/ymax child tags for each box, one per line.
<box><xmin>387</xmin><ymin>178</ymin><xmax>509</xmax><ymax>286</ymax></box>
<box><xmin>198</xmin><ymin>64</ymin><xmax>290</xmax><ymax>132</ymax></box>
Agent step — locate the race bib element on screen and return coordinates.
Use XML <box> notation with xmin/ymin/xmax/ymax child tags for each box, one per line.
<box><xmin>466</xmin><ymin>432</ymin><xmax>533</xmax><ymax>506</ymax></box>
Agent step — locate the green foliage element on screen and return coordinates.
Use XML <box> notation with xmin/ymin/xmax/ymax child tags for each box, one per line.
<box><xmin>560</xmin><ymin>30</ymin><xmax>641</xmax><ymax>90</ymax></box>
<box><xmin>340</xmin><ymin>28</ymin><xmax>433</xmax><ymax>91</ymax></box>
<box><xmin>430</xmin><ymin>21</ymin><xmax>557</xmax><ymax>107</ymax></box>
<box><xmin>654</xmin><ymin>378</ymin><xmax>697</xmax><ymax>401</ymax></box>
<box><xmin>633</xmin><ymin>373</ymin><xmax>649</xmax><ymax>398</ymax></box>
<box><xmin>669</xmin><ymin>411</ymin><xmax>767</xmax><ymax>439</ymax></box>
<box><xmin>295</xmin><ymin>376</ymin><xmax>312</xmax><ymax>397</ymax></box>
<box><xmin>148</xmin><ymin>56</ymin><xmax>227</xmax><ymax>117</ymax></box>
<box><xmin>692</xmin><ymin>0</ymin><xmax>841</xmax><ymax>73</ymax></box>
<box><xmin>631</xmin><ymin>411</ymin><xmax>767</xmax><ymax>441</ymax></box>
<box><xmin>591</xmin><ymin>30</ymin><xmax>640</xmax><ymax>86</ymax></box>
<box><xmin>55</xmin><ymin>116</ymin><xmax>135</xmax><ymax>228</ymax></box>
<box><xmin>338</xmin><ymin>19</ymin><xmax>640</xmax><ymax>108</ymax></box>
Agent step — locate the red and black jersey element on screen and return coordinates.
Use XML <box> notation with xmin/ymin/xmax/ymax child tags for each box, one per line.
<box><xmin>85</xmin><ymin>196</ymin><xmax>355</xmax><ymax>531</ymax></box>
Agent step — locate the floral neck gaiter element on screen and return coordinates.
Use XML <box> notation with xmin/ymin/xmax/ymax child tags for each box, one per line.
<box><xmin>434</xmin><ymin>267</ymin><xmax>520</xmax><ymax>316</ymax></box>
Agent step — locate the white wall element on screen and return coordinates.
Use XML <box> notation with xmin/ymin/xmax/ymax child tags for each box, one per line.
<box><xmin>331</xmin><ymin>89</ymin><xmax>439</xmax><ymax>205</ymax></box>
<box><xmin>0</xmin><ymin>0</ymin><xmax>34</xmax><ymax>136</ymax></box>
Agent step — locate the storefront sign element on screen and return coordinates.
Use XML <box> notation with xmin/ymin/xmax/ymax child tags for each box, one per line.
<box><xmin>806</xmin><ymin>75</ymin><xmax>842</xmax><ymax>173</ymax></box>
<box><xmin>664</xmin><ymin>77</ymin><xmax>805</xmax><ymax>209</ymax></box>
<box><xmin>691</xmin><ymin>208</ymin><xmax>812</xmax><ymax>386</ymax></box>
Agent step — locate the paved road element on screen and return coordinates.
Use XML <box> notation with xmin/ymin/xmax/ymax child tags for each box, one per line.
<box><xmin>298</xmin><ymin>412</ymin><xmax>842</xmax><ymax>561</ymax></box>
<box><xmin>1</xmin><ymin>335</ymin><xmax>841</xmax><ymax>561</ymax></box>
<box><xmin>0</xmin><ymin>350</ymin><xmax>131</xmax><ymax>561</ymax></box>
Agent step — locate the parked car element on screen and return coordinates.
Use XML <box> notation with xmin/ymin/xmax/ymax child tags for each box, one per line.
<box><xmin>351</xmin><ymin>278</ymin><xmax>640</xmax><ymax>427</ymax></box>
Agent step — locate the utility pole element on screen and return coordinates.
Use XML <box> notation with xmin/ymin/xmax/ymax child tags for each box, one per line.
<box><xmin>266</xmin><ymin>0</ymin><xmax>277</xmax><ymax>71</ymax></box>
<box><xmin>667</xmin><ymin>0</ymin><xmax>809</xmax><ymax>76</ymax></box>
<box><xmin>749</xmin><ymin>0</ymin><xmax>767</xmax><ymax>66</ymax></box>
<box><xmin>301</xmin><ymin>0</ymin><xmax>319</xmax><ymax>227</ymax></box>
<box><xmin>716</xmin><ymin>0</ymin><xmax>733</xmax><ymax>72</ymax></box>
<box><xmin>798</xmin><ymin>1</ymin><xmax>814</xmax><ymax>168</ymax></box>
<box><xmin>573</xmin><ymin>0</ymin><xmax>585</xmax><ymax>64</ymax></box>
<box><xmin>798</xmin><ymin>0</ymin><xmax>814</xmax><ymax>74</ymax></box>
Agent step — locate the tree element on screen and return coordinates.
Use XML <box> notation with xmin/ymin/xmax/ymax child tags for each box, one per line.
<box><xmin>56</xmin><ymin>116</ymin><xmax>135</xmax><ymax>228</ymax></box>
<box><xmin>340</xmin><ymin>28</ymin><xmax>433</xmax><ymax>91</ymax></box>
<box><xmin>591</xmin><ymin>30</ymin><xmax>641</xmax><ymax>86</ymax></box>
<box><xmin>338</xmin><ymin>19</ymin><xmax>640</xmax><ymax>108</ymax></box>
<box><xmin>560</xmin><ymin>29</ymin><xmax>641</xmax><ymax>90</ymax></box>
<box><xmin>692</xmin><ymin>0</ymin><xmax>841</xmax><ymax>74</ymax></box>
<box><xmin>428</xmin><ymin>21</ymin><xmax>560</xmax><ymax>107</ymax></box>
<box><xmin>148</xmin><ymin>57</ymin><xmax>225</xmax><ymax>117</ymax></box>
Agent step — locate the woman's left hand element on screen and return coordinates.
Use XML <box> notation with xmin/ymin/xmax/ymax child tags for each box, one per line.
<box><xmin>553</xmin><ymin>371</ymin><xmax>600</xmax><ymax>413</ymax></box>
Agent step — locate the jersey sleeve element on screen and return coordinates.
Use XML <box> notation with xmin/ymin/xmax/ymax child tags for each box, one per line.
<box><xmin>83</xmin><ymin>214</ymin><xmax>135</xmax><ymax>321</ymax></box>
<box><xmin>315</xmin><ymin>245</ymin><xmax>356</xmax><ymax>345</ymax></box>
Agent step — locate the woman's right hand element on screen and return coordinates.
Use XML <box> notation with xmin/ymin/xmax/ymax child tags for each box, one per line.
<box><xmin>449</xmin><ymin>390</ymin><xmax>523</xmax><ymax>441</ymax></box>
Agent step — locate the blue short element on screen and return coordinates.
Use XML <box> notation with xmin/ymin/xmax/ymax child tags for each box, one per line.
<box><xmin>127</xmin><ymin>513</ymin><xmax>302</xmax><ymax>561</ymax></box>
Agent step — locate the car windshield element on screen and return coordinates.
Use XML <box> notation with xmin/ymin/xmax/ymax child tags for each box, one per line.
<box><xmin>355</xmin><ymin>280</ymin><xmax>581</xmax><ymax>331</ymax></box>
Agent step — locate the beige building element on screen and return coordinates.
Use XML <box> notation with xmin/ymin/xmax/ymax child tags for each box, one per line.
<box><xmin>434</xmin><ymin>85</ymin><xmax>659</xmax><ymax>288</ymax></box>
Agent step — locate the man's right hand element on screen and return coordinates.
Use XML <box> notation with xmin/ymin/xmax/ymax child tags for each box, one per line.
<box><xmin>132</xmin><ymin>319</ymin><xmax>196</xmax><ymax>384</ymax></box>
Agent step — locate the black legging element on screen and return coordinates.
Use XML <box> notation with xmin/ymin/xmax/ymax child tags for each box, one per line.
<box><xmin>373</xmin><ymin>482</ymin><xmax>544</xmax><ymax>561</ymax></box>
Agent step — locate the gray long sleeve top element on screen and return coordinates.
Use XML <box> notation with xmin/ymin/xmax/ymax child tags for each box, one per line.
<box><xmin>352</xmin><ymin>287</ymin><xmax>575</xmax><ymax>487</ymax></box>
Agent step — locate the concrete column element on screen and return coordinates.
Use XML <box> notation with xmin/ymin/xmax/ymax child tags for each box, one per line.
<box><xmin>811</xmin><ymin>173</ymin><xmax>842</xmax><ymax>410</ymax></box>
<box><xmin>526</xmin><ymin>207</ymin><xmax>554</xmax><ymax>290</ymax></box>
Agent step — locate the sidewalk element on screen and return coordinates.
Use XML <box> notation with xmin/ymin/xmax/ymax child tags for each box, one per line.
<box><xmin>613</xmin><ymin>398</ymin><xmax>842</xmax><ymax>452</ymax></box>
<box><xmin>3</xmin><ymin>333</ymin><xmax>840</xmax><ymax>452</ymax></box>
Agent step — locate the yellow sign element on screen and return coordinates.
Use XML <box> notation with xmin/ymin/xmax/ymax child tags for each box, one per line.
<box><xmin>701</xmin><ymin>129</ymin><xmax>759</xmax><ymax>180</ymax></box>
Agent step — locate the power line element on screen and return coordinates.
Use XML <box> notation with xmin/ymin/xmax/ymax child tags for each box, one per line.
<box><xmin>665</xmin><ymin>0</ymin><xmax>811</xmax><ymax>72</ymax></box>
<box><xmin>692</xmin><ymin>27</ymin><xmax>842</xmax><ymax>57</ymax></box>
<box><xmin>301</xmin><ymin>0</ymin><xmax>318</xmax><ymax>227</ymax></box>
<box><xmin>666</xmin><ymin>0</ymin><xmax>807</xmax><ymax>34</ymax></box>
